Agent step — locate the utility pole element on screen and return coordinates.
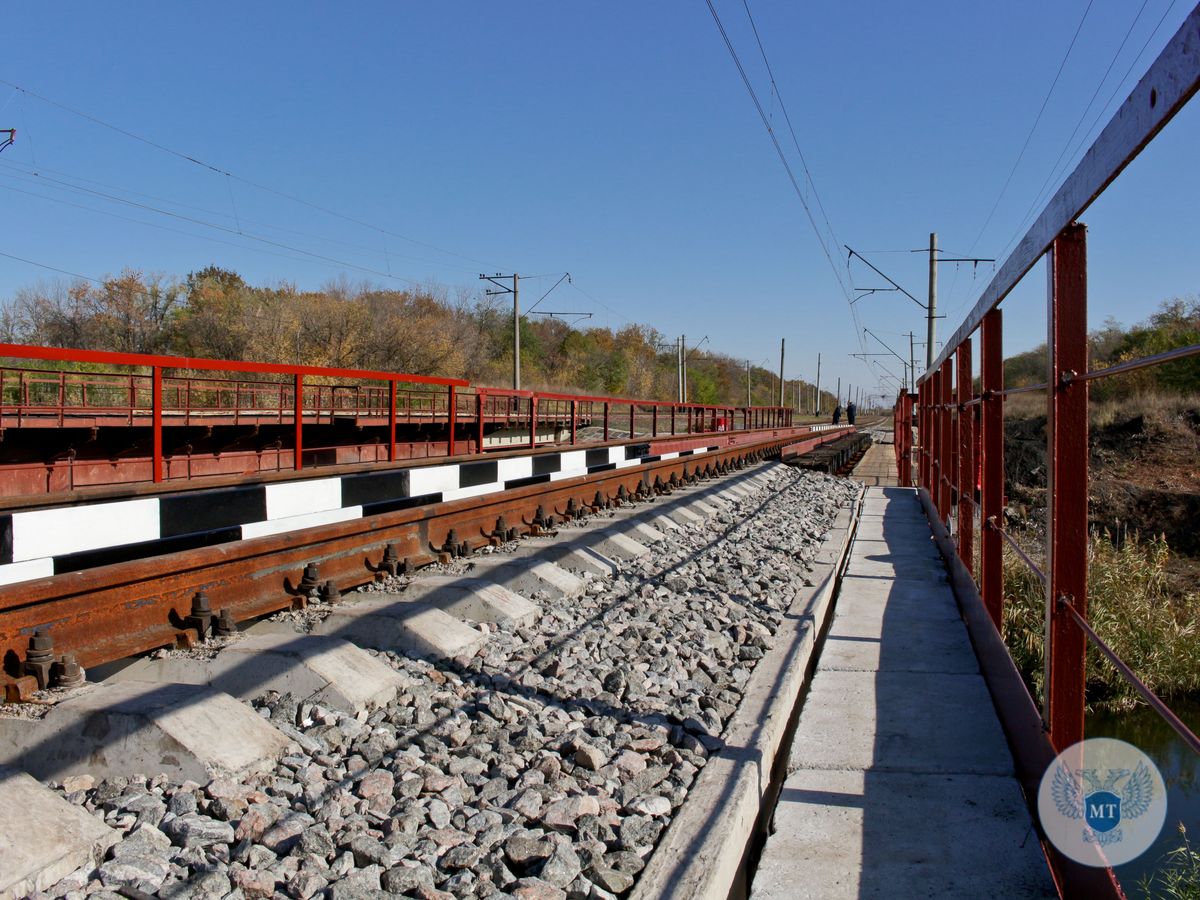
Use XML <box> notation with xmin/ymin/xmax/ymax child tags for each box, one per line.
<box><xmin>677</xmin><ymin>337</ymin><xmax>684</xmax><ymax>402</ymax></box>
<box><xmin>908</xmin><ymin>332</ymin><xmax>917</xmax><ymax>392</ymax></box>
<box><xmin>814</xmin><ymin>353</ymin><xmax>822</xmax><ymax>416</ymax></box>
<box><xmin>836</xmin><ymin>377</ymin><xmax>841</xmax><ymax>410</ymax></box>
<box><xmin>681</xmin><ymin>335</ymin><xmax>687</xmax><ymax>402</ymax></box>
<box><xmin>480</xmin><ymin>273</ymin><xmax>520</xmax><ymax>389</ymax></box>
<box><xmin>927</xmin><ymin>233</ymin><xmax>937</xmax><ymax>369</ymax></box>
<box><xmin>778</xmin><ymin>339</ymin><xmax>785</xmax><ymax>407</ymax></box>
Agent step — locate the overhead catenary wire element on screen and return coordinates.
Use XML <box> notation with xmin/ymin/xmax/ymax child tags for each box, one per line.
<box><xmin>0</xmin><ymin>158</ymin><xmax>487</xmax><ymax>276</ymax></box>
<box><xmin>993</xmin><ymin>0</ymin><xmax>1175</xmax><ymax>265</ymax></box>
<box><xmin>702</xmin><ymin>0</ymin><xmax>866</xmax><ymax>356</ymax></box>
<box><xmin>966</xmin><ymin>0</ymin><xmax>1096</xmax><ymax>256</ymax></box>
<box><xmin>0</xmin><ymin>77</ymin><xmax>507</xmax><ymax>272</ymax></box>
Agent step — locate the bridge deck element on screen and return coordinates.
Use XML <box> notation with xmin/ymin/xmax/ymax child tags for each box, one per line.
<box><xmin>751</xmin><ymin>485</ymin><xmax>1055</xmax><ymax>898</ymax></box>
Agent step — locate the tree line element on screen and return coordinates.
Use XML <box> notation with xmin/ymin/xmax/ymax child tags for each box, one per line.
<box><xmin>1003</xmin><ymin>297</ymin><xmax>1200</xmax><ymax>399</ymax></box>
<box><xmin>0</xmin><ymin>266</ymin><xmax>840</xmax><ymax>411</ymax></box>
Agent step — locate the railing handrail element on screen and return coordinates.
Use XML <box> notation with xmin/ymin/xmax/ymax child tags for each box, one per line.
<box><xmin>920</xmin><ymin>5</ymin><xmax>1200</xmax><ymax>381</ymax></box>
<box><xmin>0</xmin><ymin>343</ymin><xmax>470</xmax><ymax>387</ymax></box>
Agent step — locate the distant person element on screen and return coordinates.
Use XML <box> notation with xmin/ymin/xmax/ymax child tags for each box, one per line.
<box><xmin>832</xmin><ymin>404</ymin><xmax>843</xmax><ymax>425</ymax></box>
<box><xmin>847</xmin><ymin>401</ymin><xmax>857</xmax><ymax>425</ymax></box>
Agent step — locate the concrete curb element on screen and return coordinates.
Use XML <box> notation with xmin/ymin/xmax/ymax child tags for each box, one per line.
<box><xmin>631</xmin><ymin>484</ymin><xmax>865</xmax><ymax>900</ymax></box>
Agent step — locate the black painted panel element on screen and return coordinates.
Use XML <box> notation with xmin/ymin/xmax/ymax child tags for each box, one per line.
<box><xmin>341</xmin><ymin>470</ymin><xmax>411</xmax><ymax>507</ymax></box>
<box><xmin>458</xmin><ymin>460</ymin><xmax>499</xmax><ymax>488</ymax></box>
<box><xmin>159</xmin><ymin>486</ymin><xmax>266</xmax><ymax>538</ymax></box>
<box><xmin>586</xmin><ymin>449</ymin><xmax>611</xmax><ymax>468</ymax></box>
<box><xmin>504</xmin><ymin>474</ymin><xmax>552</xmax><ymax>490</ymax></box>
<box><xmin>54</xmin><ymin>526</ymin><xmax>243</xmax><ymax>574</ymax></box>
<box><xmin>0</xmin><ymin>514</ymin><xmax>11</xmax><ymax>565</ymax></box>
<box><xmin>362</xmin><ymin>493</ymin><xmax>443</xmax><ymax>517</ymax></box>
<box><xmin>532</xmin><ymin>454</ymin><xmax>561</xmax><ymax>476</ymax></box>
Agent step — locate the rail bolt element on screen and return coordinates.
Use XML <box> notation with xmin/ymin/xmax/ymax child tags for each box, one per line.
<box><xmin>493</xmin><ymin>517</ymin><xmax>510</xmax><ymax>541</ymax></box>
<box><xmin>215</xmin><ymin>608</ymin><xmax>238</xmax><ymax>637</ymax></box>
<box><xmin>616</xmin><ymin>485</ymin><xmax>629</xmax><ymax>504</ymax></box>
<box><xmin>442</xmin><ymin>529</ymin><xmax>461</xmax><ymax>558</ymax></box>
<box><xmin>381</xmin><ymin>543</ymin><xmax>400</xmax><ymax>575</ymax></box>
<box><xmin>24</xmin><ymin>628</ymin><xmax>55</xmax><ymax>690</ymax></box>
<box><xmin>298</xmin><ymin>563</ymin><xmax>322</xmax><ymax>595</ymax></box>
<box><xmin>186</xmin><ymin>591</ymin><xmax>215</xmax><ymax>639</ymax></box>
<box><xmin>592</xmin><ymin>491</ymin><xmax>607</xmax><ymax>511</ymax></box>
<box><xmin>319</xmin><ymin>581</ymin><xmax>341</xmax><ymax>604</ymax></box>
<box><xmin>52</xmin><ymin>653</ymin><xmax>85</xmax><ymax>689</ymax></box>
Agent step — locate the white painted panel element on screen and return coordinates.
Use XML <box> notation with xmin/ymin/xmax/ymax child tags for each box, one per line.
<box><xmin>549</xmin><ymin>470</ymin><xmax>586</xmax><ymax>482</ymax></box>
<box><xmin>265</xmin><ymin>477</ymin><xmax>343</xmax><ymax>520</ymax></box>
<box><xmin>12</xmin><ymin>498</ymin><xmax>160</xmax><ymax>562</ymax></box>
<box><xmin>0</xmin><ymin>557</ymin><xmax>55</xmax><ymax>586</ymax></box>
<box><xmin>441</xmin><ymin>482</ymin><xmax>503</xmax><ymax>503</ymax></box>
<box><xmin>615</xmin><ymin>458</ymin><xmax>643</xmax><ymax>469</ymax></box>
<box><xmin>658</xmin><ymin>452</ymin><xmax>679</xmax><ymax>461</ymax></box>
<box><xmin>497</xmin><ymin>457</ymin><xmax>533</xmax><ymax>481</ymax></box>
<box><xmin>408</xmin><ymin>464</ymin><xmax>460</xmax><ymax>496</ymax></box>
<box><xmin>241</xmin><ymin>506</ymin><xmax>363</xmax><ymax>540</ymax></box>
<box><xmin>607</xmin><ymin>447</ymin><xmax>625</xmax><ymax>464</ymax></box>
<box><xmin>558</xmin><ymin>450</ymin><xmax>587</xmax><ymax>472</ymax></box>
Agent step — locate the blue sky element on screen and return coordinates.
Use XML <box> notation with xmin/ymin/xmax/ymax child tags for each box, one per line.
<box><xmin>2</xmin><ymin>1</ymin><xmax>1197</xmax><ymax>401</ymax></box>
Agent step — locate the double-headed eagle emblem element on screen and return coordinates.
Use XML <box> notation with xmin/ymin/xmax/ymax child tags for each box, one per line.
<box><xmin>1051</xmin><ymin>761</ymin><xmax>1155</xmax><ymax>844</ymax></box>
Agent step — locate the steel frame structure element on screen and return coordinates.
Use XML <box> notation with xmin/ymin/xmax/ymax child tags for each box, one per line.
<box><xmin>895</xmin><ymin>7</ymin><xmax>1200</xmax><ymax>895</ymax></box>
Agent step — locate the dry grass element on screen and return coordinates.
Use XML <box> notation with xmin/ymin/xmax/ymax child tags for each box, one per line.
<box><xmin>1002</xmin><ymin>529</ymin><xmax>1200</xmax><ymax>712</ymax></box>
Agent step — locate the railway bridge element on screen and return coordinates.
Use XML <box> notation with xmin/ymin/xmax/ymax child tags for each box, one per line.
<box><xmin>3</xmin><ymin>8</ymin><xmax>1200</xmax><ymax>899</ymax></box>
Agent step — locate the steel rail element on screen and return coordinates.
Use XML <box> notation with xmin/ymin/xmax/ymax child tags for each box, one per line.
<box><xmin>0</xmin><ymin>434</ymin><xmax>795</xmax><ymax>697</ymax></box>
<box><xmin>1059</xmin><ymin>599</ymin><xmax>1200</xmax><ymax>756</ymax></box>
<box><xmin>921</xmin><ymin>5</ymin><xmax>1200</xmax><ymax>380</ymax></box>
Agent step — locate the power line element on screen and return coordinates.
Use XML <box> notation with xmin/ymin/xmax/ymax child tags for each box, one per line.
<box><xmin>0</xmin><ymin>78</ymin><xmax>506</xmax><ymax>271</ymax></box>
<box><xmin>967</xmin><ymin>0</ymin><xmax>1095</xmax><ymax>255</ymax></box>
<box><xmin>703</xmin><ymin>0</ymin><xmax>862</xmax><ymax>354</ymax></box>
<box><xmin>0</xmin><ymin>158</ymin><xmax>485</xmax><ymax>275</ymax></box>
<box><xmin>995</xmin><ymin>0</ymin><xmax>1172</xmax><ymax>264</ymax></box>
<box><xmin>0</xmin><ymin>249</ymin><xmax>104</xmax><ymax>284</ymax></box>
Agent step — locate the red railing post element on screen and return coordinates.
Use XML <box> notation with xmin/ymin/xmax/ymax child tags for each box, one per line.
<box><xmin>652</xmin><ymin>404</ymin><xmax>657</xmax><ymax>438</ymax></box>
<box><xmin>603</xmin><ymin>401</ymin><xmax>610</xmax><ymax>441</ymax></box>
<box><xmin>476</xmin><ymin>389</ymin><xmax>485</xmax><ymax>453</ymax></box>
<box><xmin>671</xmin><ymin>404</ymin><xmax>676</xmax><ymax>435</ymax></box>
<box><xmin>938</xmin><ymin>359</ymin><xmax>953</xmax><ymax>521</ymax></box>
<box><xmin>956</xmin><ymin>340</ymin><xmax>974</xmax><ymax>571</ymax></box>
<box><xmin>389</xmin><ymin>381</ymin><xmax>397</xmax><ymax>461</ymax></box>
<box><xmin>1046</xmin><ymin>223</ymin><xmax>1090</xmax><ymax>751</ymax></box>
<box><xmin>980</xmin><ymin>308</ymin><xmax>1004</xmax><ymax>630</ymax></box>
<box><xmin>571</xmin><ymin>399</ymin><xmax>578</xmax><ymax>445</ymax></box>
<box><xmin>529</xmin><ymin>395</ymin><xmax>537</xmax><ymax>449</ymax></box>
<box><xmin>629</xmin><ymin>403</ymin><xmax>636</xmax><ymax>439</ymax></box>
<box><xmin>928</xmin><ymin>371</ymin><xmax>939</xmax><ymax>502</ymax></box>
<box><xmin>447</xmin><ymin>384</ymin><xmax>457</xmax><ymax>457</ymax></box>
<box><xmin>293</xmin><ymin>374</ymin><xmax>304</xmax><ymax>470</ymax></box>
<box><xmin>152</xmin><ymin>366</ymin><xmax>163</xmax><ymax>483</ymax></box>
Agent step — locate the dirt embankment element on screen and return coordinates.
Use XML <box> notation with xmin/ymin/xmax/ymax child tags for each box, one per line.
<box><xmin>1005</xmin><ymin>408</ymin><xmax>1200</xmax><ymax>556</ymax></box>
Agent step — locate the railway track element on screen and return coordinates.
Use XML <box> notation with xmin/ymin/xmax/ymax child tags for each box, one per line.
<box><xmin>0</xmin><ymin>434</ymin><xmax>799</xmax><ymax>701</ymax></box>
<box><xmin>0</xmin><ymin>430</ymin><xmax>866</xmax><ymax>899</ymax></box>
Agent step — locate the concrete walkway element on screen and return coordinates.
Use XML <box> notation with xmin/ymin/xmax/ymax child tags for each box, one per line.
<box><xmin>751</xmin><ymin>486</ymin><xmax>1055</xmax><ymax>899</ymax></box>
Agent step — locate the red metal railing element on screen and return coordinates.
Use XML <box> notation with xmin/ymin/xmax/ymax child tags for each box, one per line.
<box><xmin>895</xmin><ymin>10</ymin><xmax>1200</xmax><ymax>894</ymax></box>
<box><xmin>0</xmin><ymin>343</ymin><xmax>797</xmax><ymax>494</ymax></box>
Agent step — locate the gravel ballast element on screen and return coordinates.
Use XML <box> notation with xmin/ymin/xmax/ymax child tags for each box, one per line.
<box><xmin>35</xmin><ymin>464</ymin><xmax>858</xmax><ymax>900</ymax></box>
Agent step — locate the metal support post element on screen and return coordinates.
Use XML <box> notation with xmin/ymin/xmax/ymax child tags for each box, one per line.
<box><xmin>980</xmin><ymin>309</ymin><xmax>1004</xmax><ymax>629</ymax></box>
<box><xmin>956</xmin><ymin>340</ymin><xmax>974</xmax><ymax>570</ymax></box>
<box><xmin>152</xmin><ymin>367</ymin><xmax>163</xmax><ymax>483</ymax></box>
<box><xmin>1046</xmin><ymin>223</ymin><xmax>1089</xmax><ymax>751</ymax></box>
<box><xmin>293</xmin><ymin>374</ymin><xmax>303</xmax><ymax>470</ymax></box>
<box><xmin>938</xmin><ymin>358</ymin><xmax>953</xmax><ymax>521</ymax></box>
